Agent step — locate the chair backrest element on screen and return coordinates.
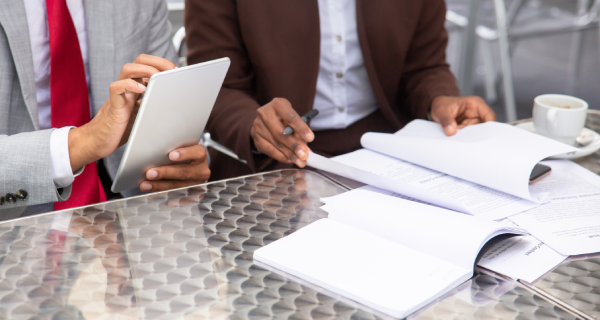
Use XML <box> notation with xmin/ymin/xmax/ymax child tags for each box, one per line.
<box><xmin>172</xmin><ymin>26</ymin><xmax>187</xmax><ymax>66</ymax></box>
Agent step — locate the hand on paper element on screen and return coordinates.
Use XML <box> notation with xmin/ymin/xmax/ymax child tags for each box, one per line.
<box><xmin>140</xmin><ymin>144</ymin><xmax>211</xmax><ymax>192</ymax></box>
<box><xmin>251</xmin><ymin>98</ymin><xmax>314</xmax><ymax>167</ymax></box>
<box><xmin>67</xmin><ymin>54</ymin><xmax>178</xmax><ymax>172</ymax></box>
<box><xmin>430</xmin><ymin>96</ymin><xmax>497</xmax><ymax>136</ymax></box>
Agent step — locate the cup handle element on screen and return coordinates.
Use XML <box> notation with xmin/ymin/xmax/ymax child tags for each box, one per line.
<box><xmin>547</xmin><ymin>109</ymin><xmax>558</xmax><ymax>135</ymax></box>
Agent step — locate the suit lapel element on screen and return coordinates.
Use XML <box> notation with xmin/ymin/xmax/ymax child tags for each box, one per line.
<box><xmin>355</xmin><ymin>0</ymin><xmax>401</xmax><ymax>128</ymax></box>
<box><xmin>0</xmin><ymin>0</ymin><xmax>39</xmax><ymax>129</ymax></box>
<box><xmin>297</xmin><ymin>0</ymin><xmax>320</xmax><ymax>114</ymax></box>
<box><xmin>84</xmin><ymin>0</ymin><xmax>114</xmax><ymax>116</ymax></box>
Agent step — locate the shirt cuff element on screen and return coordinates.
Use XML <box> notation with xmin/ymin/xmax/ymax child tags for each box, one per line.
<box><xmin>50</xmin><ymin>127</ymin><xmax>85</xmax><ymax>188</ymax></box>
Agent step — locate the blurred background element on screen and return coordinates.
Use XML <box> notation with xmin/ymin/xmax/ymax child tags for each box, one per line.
<box><xmin>166</xmin><ymin>0</ymin><xmax>600</xmax><ymax>122</ymax></box>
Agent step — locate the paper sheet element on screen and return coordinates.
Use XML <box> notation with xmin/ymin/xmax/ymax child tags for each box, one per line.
<box><xmin>254</xmin><ymin>219</ymin><xmax>471</xmax><ymax>319</ymax></box>
<box><xmin>308</xmin><ymin>152</ymin><xmax>470</xmax><ymax>213</ymax></box>
<box><xmin>477</xmin><ymin>235</ymin><xmax>567</xmax><ymax>283</ymax></box>
<box><xmin>509</xmin><ymin>160</ymin><xmax>600</xmax><ymax>256</ymax></box>
<box><xmin>331</xmin><ymin>149</ymin><xmax>542</xmax><ymax>220</ymax></box>
<box><xmin>361</xmin><ymin>120</ymin><xmax>576</xmax><ymax>202</ymax></box>
<box><xmin>321</xmin><ymin>187</ymin><xmax>525</xmax><ymax>270</ymax></box>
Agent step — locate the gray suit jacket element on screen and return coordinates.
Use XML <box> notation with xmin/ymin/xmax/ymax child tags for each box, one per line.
<box><xmin>0</xmin><ymin>0</ymin><xmax>178</xmax><ymax>212</ymax></box>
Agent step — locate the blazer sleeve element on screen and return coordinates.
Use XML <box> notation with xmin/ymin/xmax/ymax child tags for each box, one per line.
<box><xmin>400</xmin><ymin>0</ymin><xmax>461</xmax><ymax>119</ymax></box>
<box><xmin>0</xmin><ymin>129</ymin><xmax>71</xmax><ymax>210</ymax></box>
<box><xmin>185</xmin><ymin>0</ymin><xmax>262</xmax><ymax>172</ymax></box>
<box><xmin>148</xmin><ymin>0</ymin><xmax>179</xmax><ymax>66</ymax></box>
<box><xmin>102</xmin><ymin>0</ymin><xmax>180</xmax><ymax>188</ymax></box>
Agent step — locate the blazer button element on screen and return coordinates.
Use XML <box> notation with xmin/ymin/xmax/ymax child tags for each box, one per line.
<box><xmin>5</xmin><ymin>194</ymin><xmax>16</xmax><ymax>204</ymax></box>
<box><xmin>16</xmin><ymin>190</ymin><xmax>28</xmax><ymax>201</ymax></box>
<box><xmin>0</xmin><ymin>196</ymin><xmax>4</xmax><ymax>205</ymax></box>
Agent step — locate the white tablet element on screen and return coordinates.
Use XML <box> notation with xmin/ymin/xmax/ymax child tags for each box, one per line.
<box><xmin>111</xmin><ymin>58</ymin><xmax>230</xmax><ymax>193</ymax></box>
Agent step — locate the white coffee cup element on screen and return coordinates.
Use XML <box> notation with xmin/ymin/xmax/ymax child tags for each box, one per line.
<box><xmin>533</xmin><ymin>94</ymin><xmax>588</xmax><ymax>145</ymax></box>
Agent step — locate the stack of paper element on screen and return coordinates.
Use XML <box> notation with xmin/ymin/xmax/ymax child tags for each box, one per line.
<box><xmin>308</xmin><ymin>120</ymin><xmax>576</xmax><ymax>220</ymax></box>
<box><xmin>255</xmin><ymin>120</ymin><xmax>600</xmax><ymax>318</ymax></box>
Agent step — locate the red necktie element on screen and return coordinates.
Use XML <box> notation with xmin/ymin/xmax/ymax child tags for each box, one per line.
<box><xmin>47</xmin><ymin>0</ymin><xmax>107</xmax><ymax>210</ymax></box>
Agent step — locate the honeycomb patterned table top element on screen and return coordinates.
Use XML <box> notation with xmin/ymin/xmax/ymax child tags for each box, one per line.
<box><xmin>533</xmin><ymin>254</ymin><xmax>600</xmax><ymax>319</ymax></box>
<box><xmin>3</xmin><ymin>135</ymin><xmax>600</xmax><ymax>320</ymax></box>
<box><xmin>0</xmin><ymin>170</ymin><xmax>588</xmax><ymax>319</ymax></box>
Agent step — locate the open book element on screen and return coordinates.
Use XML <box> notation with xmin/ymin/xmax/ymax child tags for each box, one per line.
<box><xmin>254</xmin><ymin>189</ymin><xmax>526</xmax><ymax>319</ymax></box>
<box><xmin>307</xmin><ymin>120</ymin><xmax>577</xmax><ymax>220</ymax></box>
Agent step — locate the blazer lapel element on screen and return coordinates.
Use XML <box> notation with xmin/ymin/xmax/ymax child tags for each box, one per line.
<box><xmin>355</xmin><ymin>0</ymin><xmax>401</xmax><ymax>129</ymax></box>
<box><xmin>0</xmin><ymin>0</ymin><xmax>39</xmax><ymax>129</ymax></box>
<box><xmin>272</xmin><ymin>0</ymin><xmax>320</xmax><ymax>115</ymax></box>
<box><xmin>84</xmin><ymin>0</ymin><xmax>114</xmax><ymax>116</ymax></box>
<box><xmin>296</xmin><ymin>0</ymin><xmax>320</xmax><ymax>115</ymax></box>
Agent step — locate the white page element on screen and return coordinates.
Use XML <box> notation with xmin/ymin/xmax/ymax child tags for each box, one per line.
<box><xmin>510</xmin><ymin>160</ymin><xmax>600</xmax><ymax>256</ymax></box>
<box><xmin>332</xmin><ymin>149</ymin><xmax>541</xmax><ymax>220</ymax></box>
<box><xmin>321</xmin><ymin>187</ymin><xmax>525</xmax><ymax>270</ymax></box>
<box><xmin>307</xmin><ymin>152</ymin><xmax>470</xmax><ymax>213</ymax></box>
<box><xmin>477</xmin><ymin>236</ymin><xmax>567</xmax><ymax>283</ymax></box>
<box><xmin>361</xmin><ymin>120</ymin><xmax>576</xmax><ymax>202</ymax></box>
<box><xmin>254</xmin><ymin>219</ymin><xmax>471</xmax><ymax>319</ymax></box>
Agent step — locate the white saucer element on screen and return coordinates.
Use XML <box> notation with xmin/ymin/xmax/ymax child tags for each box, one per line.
<box><xmin>515</xmin><ymin>121</ymin><xmax>600</xmax><ymax>159</ymax></box>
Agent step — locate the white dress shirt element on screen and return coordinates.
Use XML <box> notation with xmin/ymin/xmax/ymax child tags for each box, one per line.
<box><xmin>24</xmin><ymin>0</ymin><xmax>88</xmax><ymax>188</ymax></box>
<box><xmin>311</xmin><ymin>0</ymin><xmax>379</xmax><ymax>131</ymax></box>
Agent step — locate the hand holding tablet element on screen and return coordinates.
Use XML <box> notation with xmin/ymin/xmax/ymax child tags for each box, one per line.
<box><xmin>140</xmin><ymin>144</ymin><xmax>210</xmax><ymax>192</ymax></box>
<box><xmin>111</xmin><ymin>58</ymin><xmax>231</xmax><ymax>193</ymax></box>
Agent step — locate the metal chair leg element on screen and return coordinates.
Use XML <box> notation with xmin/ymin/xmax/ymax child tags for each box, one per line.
<box><xmin>448</xmin><ymin>31</ymin><xmax>463</xmax><ymax>81</ymax></box>
<box><xmin>567</xmin><ymin>30</ymin><xmax>585</xmax><ymax>96</ymax></box>
<box><xmin>506</xmin><ymin>0</ymin><xmax>527</xmax><ymax>28</ymax></box>
<box><xmin>567</xmin><ymin>0</ymin><xmax>591</xmax><ymax>96</ymax></box>
<box><xmin>480</xmin><ymin>38</ymin><xmax>498</xmax><ymax>104</ymax></box>
<box><xmin>493</xmin><ymin>0</ymin><xmax>518</xmax><ymax>122</ymax></box>
<box><xmin>202</xmin><ymin>133</ymin><xmax>247</xmax><ymax>165</ymax></box>
<box><xmin>458</xmin><ymin>0</ymin><xmax>481</xmax><ymax>96</ymax></box>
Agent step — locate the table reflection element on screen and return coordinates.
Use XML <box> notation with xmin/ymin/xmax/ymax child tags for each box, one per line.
<box><xmin>532</xmin><ymin>254</ymin><xmax>600</xmax><ymax>319</ymax></box>
<box><xmin>0</xmin><ymin>169</ymin><xmax>595</xmax><ymax>319</ymax></box>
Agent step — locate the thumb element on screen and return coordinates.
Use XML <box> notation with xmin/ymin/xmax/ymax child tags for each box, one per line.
<box><xmin>433</xmin><ymin>106</ymin><xmax>458</xmax><ymax>136</ymax></box>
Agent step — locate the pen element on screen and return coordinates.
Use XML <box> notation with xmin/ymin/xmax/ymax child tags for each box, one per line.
<box><xmin>283</xmin><ymin>110</ymin><xmax>319</xmax><ymax>135</ymax></box>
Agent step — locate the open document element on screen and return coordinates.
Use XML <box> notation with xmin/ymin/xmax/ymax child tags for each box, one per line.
<box><xmin>477</xmin><ymin>235</ymin><xmax>567</xmax><ymax>283</ymax></box>
<box><xmin>477</xmin><ymin>217</ymin><xmax>567</xmax><ymax>283</ymax></box>
<box><xmin>321</xmin><ymin>186</ymin><xmax>567</xmax><ymax>283</ymax></box>
<box><xmin>510</xmin><ymin>160</ymin><xmax>600</xmax><ymax>256</ymax></box>
<box><xmin>307</xmin><ymin>120</ymin><xmax>576</xmax><ymax>219</ymax></box>
<box><xmin>333</xmin><ymin>150</ymin><xmax>543</xmax><ymax>219</ymax></box>
<box><xmin>254</xmin><ymin>189</ymin><xmax>525</xmax><ymax>319</ymax></box>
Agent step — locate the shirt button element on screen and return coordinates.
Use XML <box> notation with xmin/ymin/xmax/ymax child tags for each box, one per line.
<box><xmin>338</xmin><ymin>107</ymin><xmax>345</xmax><ymax>112</ymax></box>
<box><xmin>5</xmin><ymin>193</ymin><xmax>16</xmax><ymax>204</ymax></box>
<box><xmin>336</xmin><ymin>73</ymin><xmax>344</xmax><ymax>79</ymax></box>
<box><xmin>16</xmin><ymin>189</ymin><xmax>28</xmax><ymax>201</ymax></box>
<box><xmin>336</xmin><ymin>35</ymin><xmax>342</xmax><ymax>42</ymax></box>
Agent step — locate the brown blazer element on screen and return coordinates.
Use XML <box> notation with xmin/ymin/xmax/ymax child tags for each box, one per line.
<box><xmin>185</xmin><ymin>0</ymin><xmax>460</xmax><ymax>181</ymax></box>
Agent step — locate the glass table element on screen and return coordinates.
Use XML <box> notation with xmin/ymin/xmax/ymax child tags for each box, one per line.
<box><xmin>1</xmin><ymin>111</ymin><xmax>599</xmax><ymax>319</ymax></box>
<box><xmin>507</xmin><ymin>110</ymin><xmax>600</xmax><ymax>320</ymax></box>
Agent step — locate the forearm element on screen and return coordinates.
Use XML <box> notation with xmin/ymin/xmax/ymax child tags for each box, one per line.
<box><xmin>67</xmin><ymin>126</ymin><xmax>98</xmax><ymax>173</ymax></box>
<box><xmin>206</xmin><ymin>88</ymin><xmax>262</xmax><ymax>171</ymax></box>
<box><xmin>186</xmin><ymin>0</ymin><xmax>265</xmax><ymax>171</ymax></box>
<box><xmin>404</xmin><ymin>67</ymin><xmax>460</xmax><ymax>118</ymax></box>
<box><xmin>401</xmin><ymin>0</ymin><xmax>460</xmax><ymax>118</ymax></box>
